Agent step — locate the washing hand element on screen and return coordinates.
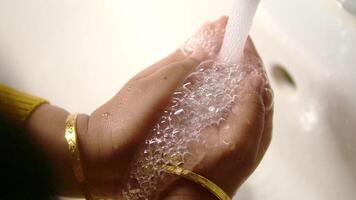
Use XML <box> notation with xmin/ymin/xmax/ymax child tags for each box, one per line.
<box><xmin>160</xmin><ymin>37</ymin><xmax>273</xmax><ymax>200</ymax></box>
<box><xmin>26</xmin><ymin>17</ymin><xmax>273</xmax><ymax>199</ymax></box>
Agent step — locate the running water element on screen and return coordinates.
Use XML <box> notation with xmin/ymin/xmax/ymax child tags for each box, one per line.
<box><xmin>219</xmin><ymin>0</ymin><xmax>261</xmax><ymax>63</ymax></box>
<box><xmin>123</xmin><ymin>0</ymin><xmax>262</xmax><ymax>199</ymax></box>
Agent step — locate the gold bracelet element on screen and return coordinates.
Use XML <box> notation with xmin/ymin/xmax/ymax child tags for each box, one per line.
<box><xmin>64</xmin><ymin>113</ymin><xmax>93</xmax><ymax>200</ymax></box>
<box><xmin>162</xmin><ymin>164</ymin><xmax>231</xmax><ymax>200</ymax></box>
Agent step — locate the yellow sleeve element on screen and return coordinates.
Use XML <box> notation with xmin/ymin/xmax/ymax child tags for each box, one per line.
<box><xmin>0</xmin><ymin>84</ymin><xmax>48</xmax><ymax>124</ymax></box>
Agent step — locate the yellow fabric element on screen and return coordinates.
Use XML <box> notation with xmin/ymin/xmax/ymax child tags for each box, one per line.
<box><xmin>0</xmin><ymin>84</ymin><xmax>48</xmax><ymax>124</ymax></box>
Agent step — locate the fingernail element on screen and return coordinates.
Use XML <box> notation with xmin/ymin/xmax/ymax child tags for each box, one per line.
<box><xmin>250</xmin><ymin>75</ymin><xmax>264</xmax><ymax>94</ymax></box>
<box><xmin>263</xmin><ymin>88</ymin><xmax>274</xmax><ymax>111</ymax></box>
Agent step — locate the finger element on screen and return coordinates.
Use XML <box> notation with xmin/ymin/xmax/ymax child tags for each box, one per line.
<box><xmin>136</xmin><ymin>56</ymin><xmax>202</xmax><ymax>105</ymax></box>
<box><xmin>257</xmin><ymin>106</ymin><xmax>273</xmax><ymax>162</ymax></box>
<box><xmin>243</xmin><ymin>37</ymin><xmax>272</xmax><ymax>90</ymax></box>
<box><xmin>204</xmin><ymin>75</ymin><xmax>266</xmax><ymax>195</ymax></box>
<box><xmin>256</xmin><ymin>87</ymin><xmax>274</xmax><ymax>162</ymax></box>
<box><xmin>106</xmin><ymin>56</ymin><xmax>202</xmax><ymax>147</ymax></box>
<box><xmin>225</xmin><ymin>75</ymin><xmax>266</xmax><ymax>166</ymax></box>
<box><xmin>244</xmin><ymin>36</ymin><xmax>259</xmax><ymax>57</ymax></box>
<box><xmin>133</xmin><ymin>49</ymin><xmax>187</xmax><ymax>81</ymax></box>
<box><xmin>85</xmin><ymin>54</ymin><xmax>203</xmax><ymax>166</ymax></box>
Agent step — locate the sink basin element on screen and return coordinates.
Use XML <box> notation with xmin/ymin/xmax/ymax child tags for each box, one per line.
<box><xmin>241</xmin><ymin>0</ymin><xmax>356</xmax><ymax>200</ymax></box>
<box><xmin>0</xmin><ymin>0</ymin><xmax>355</xmax><ymax>199</ymax></box>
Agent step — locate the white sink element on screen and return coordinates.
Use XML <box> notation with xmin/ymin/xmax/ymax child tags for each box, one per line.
<box><xmin>0</xmin><ymin>0</ymin><xmax>355</xmax><ymax>200</ymax></box>
<box><xmin>242</xmin><ymin>0</ymin><xmax>356</xmax><ymax>200</ymax></box>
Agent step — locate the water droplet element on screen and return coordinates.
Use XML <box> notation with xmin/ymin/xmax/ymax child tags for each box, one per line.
<box><xmin>182</xmin><ymin>82</ymin><xmax>192</xmax><ymax>90</ymax></box>
<box><xmin>102</xmin><ymin>112</ymin><xmax>110</xmax><ymax>118</ymax></box>
<box><xmin>123</xmin><ymin>32</ymin><xmax>265</xmax><ymax>199</ymax></box>
<box><xmin>208</xmin><ymin>106</ymin><xmax>215</xmax><ymax>112</ymax></box>
<box><xmin>154</xmin><ymin>138</ymin><xmax>162</xmax><ymax>144</ymax></box>
<box><xmin>174</xmin><ymin>108</ymin><xmax>184</xmax><ymax>115</ymax></box>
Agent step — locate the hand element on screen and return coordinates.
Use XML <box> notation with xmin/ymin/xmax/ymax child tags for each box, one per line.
<box><xmin>80</xmin><ymin>16</ymin><xmax>272</xmax><ymax>199</ymax></box>
<box><xmin>26</xmin><ymin>16</ymin><xmax>273</xmax><ymax>200</ymax></box>
<box><xmin>79</xmin><ymin>47</ymin><xmax>206</xmax><ymax>197</ymax></box>
<box><xmin>160</xmin><ymin>38</ymin><xmax>273</xmax><ymax>200</ymax></box>
<box><xmin>76</xmin><ymin>17</ymin><xmax>228</xmax><ymax>198</ymax></box>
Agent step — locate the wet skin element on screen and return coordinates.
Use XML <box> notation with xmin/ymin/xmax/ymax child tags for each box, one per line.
<box><xmin>26</xmin><ymin>16</ymin><xmax>273</xmax><ymax>199</ymax></box>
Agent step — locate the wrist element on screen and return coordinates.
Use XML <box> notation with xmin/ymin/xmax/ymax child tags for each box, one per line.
<box><xmin>25</xmin><ymin>104</ymin><xmax>91</xmax><ymax>197</ymax></box>
<box><xmin>75</xmin><ymin>113</ymin><xmax>90</xmax><ymax>154</ymax></box>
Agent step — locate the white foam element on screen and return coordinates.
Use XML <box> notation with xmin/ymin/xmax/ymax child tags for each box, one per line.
<box><xmin>122</xmin><ymin>0</ymin><xmax>262</xmax><ymax>199</ymax></box>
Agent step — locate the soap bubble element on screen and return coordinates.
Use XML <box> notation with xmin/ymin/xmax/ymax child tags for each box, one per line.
<box><xmin>123</xmin><ymin>17</ymin><xmax>264</xmax><ymax>199</ymax></box>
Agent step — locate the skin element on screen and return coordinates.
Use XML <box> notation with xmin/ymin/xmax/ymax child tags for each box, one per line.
<box><xmin>25</xmin><ymin>16</ymin><xmax>273</xmax><ymax>199</ymax></box>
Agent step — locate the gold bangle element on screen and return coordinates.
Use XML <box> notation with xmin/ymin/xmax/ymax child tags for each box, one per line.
<box><xmin>64</xmin><ymin>113</ymin><xmax>93</xmax><ymax>200</ymax></box>
<box><xmin>162</xmin><ymin>164</ymin><xmax>231</xmax><ymax>200</ymax></box>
